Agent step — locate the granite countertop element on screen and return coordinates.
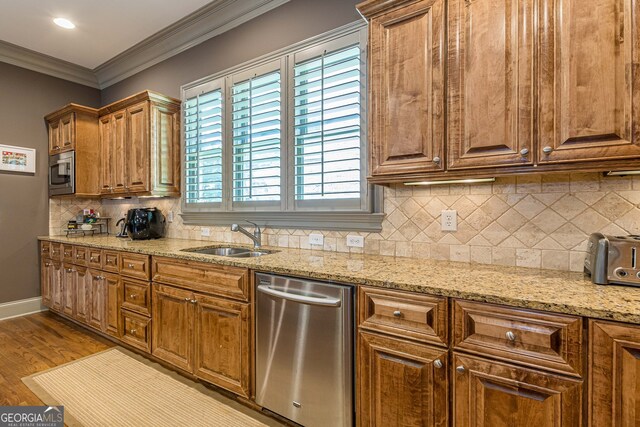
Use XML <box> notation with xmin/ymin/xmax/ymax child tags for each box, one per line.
<box><xmin>38</xmin><ymin>235</ymin><xmax>640</xmax><ymax>324</ymax></box>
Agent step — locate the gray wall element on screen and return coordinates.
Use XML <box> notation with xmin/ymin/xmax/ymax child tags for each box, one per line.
<box><xmin>0</xmin><ymin>61</ymin><xmax>100</xmax><ymax>304</ymax></box>
<box><xmin>102</xmin><ymin>0</ymin><xmax>362</xmax><ymax>103</ymax></box>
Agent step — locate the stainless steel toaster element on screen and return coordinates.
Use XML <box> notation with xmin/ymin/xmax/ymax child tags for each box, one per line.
<box><xmin>585</xmin><ymin>233</ymin><xmax>640</xmax><ymax>287</ymax></box>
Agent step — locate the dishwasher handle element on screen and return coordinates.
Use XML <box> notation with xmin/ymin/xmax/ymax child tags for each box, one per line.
<box><xmin>257</xmin><ymin>284</ymin><xmax>342</xmax><ymax>307</ymax></box>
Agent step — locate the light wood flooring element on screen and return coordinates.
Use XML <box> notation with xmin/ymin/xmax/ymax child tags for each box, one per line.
<box><xmin>0</xmin><ymin>311</ymin><xmax>114</xmax><ymax>405</ymax></box>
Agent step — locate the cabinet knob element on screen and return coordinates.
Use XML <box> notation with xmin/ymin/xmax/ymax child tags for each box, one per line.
<box><xmin>433</xmin><ymin>156</ymin><xmax>441</xmax><ymax>164</ymax></box>
<box><xmin>392</xmin><ymin>310</ymin><xmax>402</xmax><ymax>318</ymax></box>
<box><xmin>506</xmin><ymin>331</ymin><xmax>517</xmax><ymax>342</ymax></box>
<box><xmin>520</xmin><ymin>148</ymin><xmax>529</xmax><ymax>156</ymax></box>
<box><xmin>434</xmin><ymin>359</ymin><xmax>443</xmax><ymax>369</ymax></box>
<box><xmin>184</xmin><ymin>297</ymin><xmax>191</xmax><ymax>301</ymax></box>
<box><xmin>456</xmin><ymin>365</ymin><xmax>466</xmax><ymax>374</ymax></box>
<box><xmin>130</xmin><ymin>329</ymin><xmax>136</xmax><ymax>334</ymax></box>
<box><xmin>542</xmin><ymin>146</ymin><xmax>553</xmax><ymax>154</ymax></box>
<box><xmin>190</xmin><ymin>299</ymin><xmax>197</xmax><ymax>304</ymax></box>
<box><xmin>128</xmin><ymin>263</ymin><xmax>134</xmax><ymax>268</ymax></box>
<box><xmin>45</xmin><ymin>262</ymin><xmax>51</xmax><ymax>267</ymax></box>
<box><xmin>130</xmin><ymin>294</ymin><xmax>137</xmax><ymax>299</ymax></box>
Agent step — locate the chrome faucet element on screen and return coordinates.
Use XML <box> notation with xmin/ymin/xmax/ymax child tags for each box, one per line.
<box><xmin>231</xmin><ymin>221</ymin><xmax>262</xmax><ymax>248</ymax></box>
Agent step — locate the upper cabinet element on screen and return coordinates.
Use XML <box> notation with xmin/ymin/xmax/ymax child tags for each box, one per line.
<box><xmin>361</xmin><ymin>0</ymin><xmax>445</xmax><ymax>178</ymax></box>
<box><xmin>447</xmin><ymin>0</ymin><xmax>535</xmax><ymax>170</ymax></box>
<box><xmin>538</xmin><ymin>0</ymin><xmax>640</xmax><ymax>163</ymax></box>
<box><xmin>358</xmin><ymin>0</ymin><xmax>640</xmax><ymax>183</ymax></box>
<box><xmin>45</xmin><ymin>105</ymin><xmax>98</xmax><ymax>156</ymax></box>
<box><xmin>98</xmin><ymin>91</ymin><xmax>181</xmax><ymax>198</ymax></box>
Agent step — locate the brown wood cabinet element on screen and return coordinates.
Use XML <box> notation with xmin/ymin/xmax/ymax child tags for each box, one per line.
<box><xmin>45</xmin><ymin>104</ymin><xmax>101</xmax><ymax>196</ymax></box>
<box><xmin>122</xmin><ymin>309</ymin><xmax>152</xmax><ymax>353</ymax></box>
<box><xmin>589</xmin><ymin>320</ymin><xmax>640</xmax><ymax>426</ymax></box>
<box><xmin>104</xmin><ymin>272</ymin><xmax>122</xmax><ymax>338</ymax></box>
<box><xmin>50</xmin><ymin>259</ymin><xmax>63</xmax><ymax>312</ymax></box>
<box><xmin>40</xmin><ymin>257</ymin><xmax>53</xmax><ymax>307</ymax></box>
<box><xmin>152</xmin><ymin>284</ymin><xmax>194</xmax><ymax>372</ymax></box>
<box><xmin>74</xmin><ymin>266</ymin><xmax>91</xmax><ymax>324</ymax></box>
<box><xmin>88</xmin><ymin>270</ymin><xmax>105</xmax><ymax>331</ymax></box>
<box><xmin>453</xmin><ymin>353</ymin><xmax>582</xmax><ymax>426</ymax></box>
<box><xmin>98</xmin><ymin>91</ymin><xmax>180</xmax><ymax>197</ymax></box>
<box><xmin>362</xmin><ymin>0</ymin><xmax>445</xmax><ymax>178</ymax></box>
<box><xmin>357</xmin><ymin>0</ymin><xmax>640</xmax><ymax>183</ymax></box>
<box><xmin>358</xmin><ymin>331</ymin><xmax>448</xmax><ymax>426</ymax></box>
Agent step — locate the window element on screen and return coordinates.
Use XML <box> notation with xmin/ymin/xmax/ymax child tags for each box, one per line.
<box><xmin>181</xmin><ymin>24</ymin><xmax>383</xmax><ymax>231</ymax></box>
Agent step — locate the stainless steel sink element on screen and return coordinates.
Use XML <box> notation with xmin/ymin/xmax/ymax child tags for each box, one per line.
<box><xmin>182</xmin><ymin>246</ymin><xmax>275</xmax><ymax>257</ymax></box>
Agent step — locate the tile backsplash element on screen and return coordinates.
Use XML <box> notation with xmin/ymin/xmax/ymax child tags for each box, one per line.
<box><xmin>49</xmin><ymin>172</ymin><xmax>640</xmax><ymax>272</ymax></box>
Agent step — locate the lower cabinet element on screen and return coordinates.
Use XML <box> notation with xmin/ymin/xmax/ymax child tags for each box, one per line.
<box><xmin>121</xmin><ymin>309</ymin><xmax>152</xmax><ymax>352</ymax></box>
<box><xmin>88</xmin><ymin>270</ymin><xmax>105</xmax><ymax>330</ymax></box>
<box><xmin>40</xmin><ymin>257</ymin><xmax>54</xmax><ymax>307</ymax></box>
<box><xmin>452</xmin><ymin>353</ymin><xmax>583</xmax><ymax>426</ymax></box>
<box><xmin>152</xmin><ymin>283</ymin><xmax>251</xmax><ymax>398</ymax></box>
<box><xmin>104</xmin><ymin>272</ymin><xmax>122</xmax><ymax>338</ymax></box>
<box><xmin>358</xmin><ymin>331</ymin><xmax>448</xmax><ymax>427</ymax></box>
<box><xmin>589</xmin><ymin>320</ymin><xmax>640</xmax><ymax>426</ymax></box>
<box><xmin>62</xmin><ymin>263</ymin><xmax>75</xmax><ymax>317</ymax></box>
<box><xmin>74</xmin><ymin>266</ymin><xmax>91</xmax><ymax>324</ymax></box>
<box><xmin>51</xmin><ymin>260</ymin><xmax>63</xmax><ymax>311</ymax></box>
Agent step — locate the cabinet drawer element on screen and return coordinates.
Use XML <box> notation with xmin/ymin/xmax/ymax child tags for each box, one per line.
<box><xmin>103</xmin><ymin>250</ymin><xmax>120</xmax><ymax>272</ymax></box>
<box><xmin>152</xmin><ymin>257</ymin><xmax>249</xmax><ymax>301</ymax></box>
<box><xmin>40</xmin><ymin>241</ymin><xmax>51</xmax><ymax>257</ymax></box>
<box><xmin>359</xmin><ymin>286</ymin><xmax>448</xmax><ymax>346</ymax></box>
<box><xmin>122</xmin><ymin>278</ymin><xmax>150</xmax><ymax>316</ymax></box>
<box><xmin>50</xmin><ymin>243</ymin><xmax>62</xmax><ymax>260</ymax></box>
<box><xmin>120</xmin><ymin>253</ymin><xmax>150</xmax><ymax>280</ymax></box>
<box><xmin>121</xmin><ymin>309</ymin><xmax>151</xmax><ymax>353</ymax></box>
<box><xmin>73</xmin><ymin>245</ymin><xmax>88</xmax><ymax>266</ymax></box>
<box><xmin>88</xmin><ymin>249</ymin><xmax>102</xmax><ymax>268</ymax></box>
<box><xmin>62</xmin><ymin>244</ymin><xmax>74</xmax><ymax>262</ymax></box>
<box><xmin>452</xmin><ymin>300</ymin><xmax>583</xmax><ymax>376</ymax></box>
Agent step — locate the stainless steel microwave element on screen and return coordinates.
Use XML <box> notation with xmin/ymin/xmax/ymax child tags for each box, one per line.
<box><xmin>49</xmin><ymin>151</ymin><xmax>75</xmax><ymax>196</ymax></box>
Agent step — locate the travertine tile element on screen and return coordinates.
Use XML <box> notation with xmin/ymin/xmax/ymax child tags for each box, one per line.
<box><xmin>541</xmin><ymin>250</ymin><xmax>570</xmax><ymax>271</ymax></box>
<box><xmin>470</xmin><ymin>246</ymin><xmax>492</xmax><ymax>264</ymax></box>
<box><xmin>551</xmin><ymin>195</ymin><xmax>588</xmax><ymax>220</ymax></box>
<box><xmin>450</xmin><ymin>245</ymin><xmax>470</xmax><ymax>262</ymax></box>
<box><xmin>516</xmin><ymin>249</ymin><xmax>541</xmax><ymax>269</ymax></box>
<box><xmin>492</xmin><ymin>247</ymin><xmax>516</xmax><ymax>266</ymax></box>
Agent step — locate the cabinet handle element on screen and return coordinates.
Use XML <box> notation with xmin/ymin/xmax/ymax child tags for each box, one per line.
<box><xmin>184</xmin><ymin>297</ymin><xmax>191</xmax><ymax>301</ymax></box>
<box><xmin>65</xmin><ymin>268</ymin><xmax>73</xmax><ymax>273</ymax></box>
<box><xmin>542</xmin><ymin>146</ymin><xmax>553</xmax><ymax>154</ymax></box>
<box><xmin>506</xmin><ymin>331</ymin><xmax>517</xmax><ymax>342</ymax></box>
<box><xmin>53</xmin><ymin>145</ymin><xmax>60</xmax><ymax>150</ymax></box>
<box><xmin>392</xmin><ymin>310</ymin><xmax>402</xmax><ymax>318</ymax></box>
<box><xmin>90</xmin><ymin>257</ymin><xmax>96</xmax><ymax>261</ymax></box>
<box><xmin>520</xmin><ymin>148</ymin><xmax>529</xmax><ymax>156</ymax></box>
<box><xmin>128</xmin><ymin>263</ymin><xmax>134</xmax><ymax>268</ymax></box>
<box><xmin>434</xmin><ymin>359</ymin><xmax>443</xmax><ymax>369</ymax></box>
<box><xmin>433</xmin><ymin>156</ymin><xmax>441</xmax><ymax>164</ymax></box>
<box><xmin>44</xmin><ymin>262</ymin><xmax>51</xmax><ymax>267</ymax></box>
<box><xmin>129</xmin><ymin>294</ymin><xmax>137</xmax><ymax>299</ymax></box>
<box><xmin>190</xmin><ymin>299</ymin><xmax>197</xmax><ymax>304</ymax></box>
<box><xmin>456</xmin><ymin>365</ymin><xmax>466</xmax><ymax>374</ymax></box>
<box><xmin>130</xmin><ymin>329</ymin><xmax>137</xmax><ymax>334</ymax></box>
<box><xmin>76</xmin><ymin>254</ymin><xmax>82</xmax><ymax>259</ymax></box>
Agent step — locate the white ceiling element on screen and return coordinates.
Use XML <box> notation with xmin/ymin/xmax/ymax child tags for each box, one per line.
<box><xmin>0</xmin><ymin>0</ymin><xmax>213</xmax><ymax>69</ymax></box>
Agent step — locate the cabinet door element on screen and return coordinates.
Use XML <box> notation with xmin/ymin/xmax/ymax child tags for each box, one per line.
<box><xmin>99</xmin><ymin>115</ymin><xmax>114</xmax><ymax>194</ymax></box>
<box><xmin>51</xmin><ymin>260</ymin><xmax>63</xmax><ymax>311</ymax></box>
<box><xmin>125</xmin><ymin>101</ymin><xmax>150</xmax><ymax>193</ymax></box>
<box><xmin>40</xmin><ymin>257</ymin><xmax>52</xmax><ymax>307</ymax></box>
<box><xmin>368</xmin><ymin>0</ymin><xmax>445</xmax><ymax>178</ymax></box>
<box><xmin>88</xmin><ymin>270</ymin><xmax>105</xmax><ymax>331</ymax></box>
<box><xmin>152</xmin><ymin>284</ymin><xmax>194</xmax><ymax>372</ymax></box>
<box><xmin>193</xmin><ymin>294</ymin><xmax>250</xmax><ymax>398</ymax></box>
<box><xmin>62</xmin><ymin>263</ymin><xmax>75</xmax><ymax>317</ymax></box>
<box><xmin>74</xmin><ymin>266</ymin><xmax>91</xmax><ymax>324</ymax></box>
<box><xmin>48</xmin><ymin>120</ymin><xmax>61</xmax><ymax>154</ymax></box>
<box><xmin>589</xmin><ymin>320</ymin><xmax>640</xmax><ymax>426</ymax></box>
<box><xmin>358</xmin><ymin>331</ymin><xmax>448</xmax><ymax>427</ymax></box>
<box><xmin>151</xmin><ymin>103</ymin><xmax>180</xmax><ymax>194</ymax></box>
<box><xmin>104</xmin><ymin>272</ymin><xmax>122</xmax><ymax>338</ymax></box>
<box><xmin>538</xmin><ymin>0</ymin><xmax>640</xmax><ymax>163</ymax></box>
<box><xmin>112</xmin><ymin>111</ymin><xmax>127</xmax><ymax>193</ymax></box>
<box><xmin>59</xmin><ymin>113</ymin><xmax>75</xmax><ymax>151</ymax></box>
<box><xmin>447</xmin><ymin>0</ymin><xmax>535</xmax><ymax>169</ymax></box>
<box><xmin>453</xmin><ymin>353</ymin><xmax>582</xmax><ymax>426</ymax></box>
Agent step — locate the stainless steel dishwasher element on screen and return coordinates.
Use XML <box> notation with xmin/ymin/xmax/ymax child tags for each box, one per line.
<box><xmin>255</xmin><ymin>273</ymin><xmax>354</xmax><ymax>427</ymax></box>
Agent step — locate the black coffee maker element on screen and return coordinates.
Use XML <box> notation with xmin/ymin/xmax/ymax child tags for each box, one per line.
<box><xmin>125</xmin><ymin>208</ymin><xmax>166</xmax><ymax>240</ymax></box>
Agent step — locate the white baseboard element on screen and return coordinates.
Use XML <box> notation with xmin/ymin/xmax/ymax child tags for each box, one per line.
<box><xmin>0</xmin><ymin>297</ymin><xmax>47</xmax><ymax>321</ymax></box>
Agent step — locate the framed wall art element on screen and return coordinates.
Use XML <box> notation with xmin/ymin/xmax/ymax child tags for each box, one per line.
<box><xmin>0</xmin><ymin>144</ymin><xmax>36</xmax><ymax>174</ymax></box>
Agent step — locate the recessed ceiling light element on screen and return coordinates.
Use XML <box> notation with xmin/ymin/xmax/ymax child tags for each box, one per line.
<box><xmin>53</xmin><ymin>18</ymin><xmax>75</xmax><ymax>29</ymax></box>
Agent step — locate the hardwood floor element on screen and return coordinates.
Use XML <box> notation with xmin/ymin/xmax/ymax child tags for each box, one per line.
<box><xmin>0</xmin><ymin>311</ymin><xmax>114</xmax><ymax>405</ymax></box>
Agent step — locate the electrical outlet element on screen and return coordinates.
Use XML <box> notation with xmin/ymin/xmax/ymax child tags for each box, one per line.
<box><xmin>201</xmin><ymin>227</ymin><xmax>210</xmax><ymax>237</ymax></box>
<box><xmin>346</xmin><ymin>235</ymin><xmax>364</xmax><ymax>248</ymax></box>
<box><xmin>309</xmin><ymin>233</ymin><xmax>324</xmax><ymax>246</ymax></box>
<box><xmin>441</xmin><ymin>210</ymin><xmax>457</xmax><ymax>231</ymax></box>
<box><xmin>167</xmin><ymin>211</ymin><xmax>174</xmax><ymax>223</ymax></box>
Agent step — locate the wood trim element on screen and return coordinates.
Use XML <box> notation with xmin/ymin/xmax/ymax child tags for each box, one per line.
<box><xmin>357</xmin><ymin>0</ymin><xmax>422</xmax><ymax>18</ymax></box>
<box><xmin>99</xmin><ymin>91</ymin><xmax>180</xmax><ymax>116</ymax></box>
<box><xmin>44</xmin><ymin>104</ymin><xmax>99</xmax><ymax>121</ymax></box>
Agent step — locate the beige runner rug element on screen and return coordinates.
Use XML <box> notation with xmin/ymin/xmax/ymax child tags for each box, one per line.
<box><xmin>22</xmin><ymin>347</ymin><xmax>280</xmax><ymax>427</ymax></box>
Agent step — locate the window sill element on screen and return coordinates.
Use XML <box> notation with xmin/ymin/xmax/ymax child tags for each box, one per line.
<box><xmin>180</xmin><ymin>211</ymin><xmax>385</xmax><ymax>232</ymax></box>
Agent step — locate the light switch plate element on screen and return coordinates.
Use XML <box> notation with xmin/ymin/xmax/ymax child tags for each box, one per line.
<box><xmin>167</xmin><ymin>211</ymin><xmax>174</xmax><ymax>223</ymax></box>
<box><xmin>309</xmin><ymin>233</ymin><xmax>324</xmax><ymax>246</ymax></box>
<box><xmin>346</xmin><ymin>235</ymin><xmax>364</xmax><ymax>247</ymax></box>
<box><xmin>441</xmin><ymin>210</ymin><xmax>457</xmax><ymax>231</ymax></box>
<box><xmin>201</xmin><ymin>227</ymin><xmax>210</xmax><ymax>237</ymax></box>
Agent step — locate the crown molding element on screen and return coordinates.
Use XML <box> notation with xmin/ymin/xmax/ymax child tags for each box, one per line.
<box><xmin>0</xmin><ymin>39</ymin><xmax>99</xmax><ymax>88</ymax></box>
<box><xmin>94</xmin><ymin>0</ymin><xmax>290</xmax><ymax>89</ymax></box>
<box><xmin>0</xmin><ymin>0</ymin><xmax>289</xmax><ymax>90</ymax></box>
